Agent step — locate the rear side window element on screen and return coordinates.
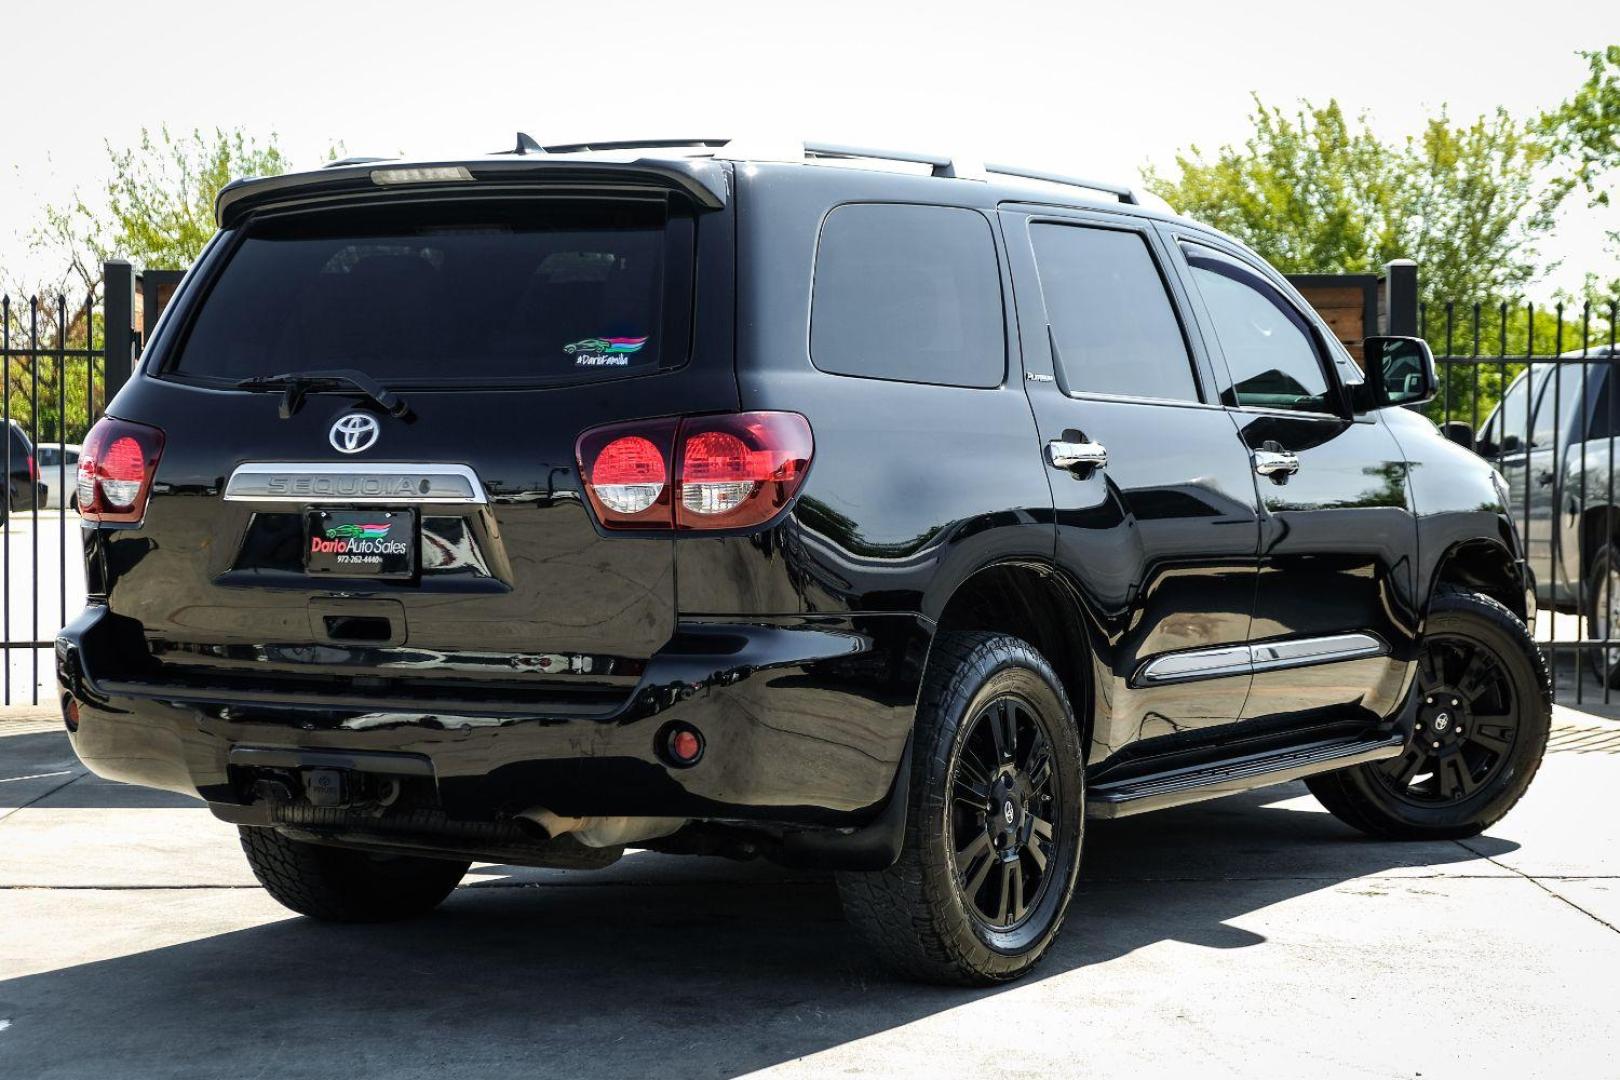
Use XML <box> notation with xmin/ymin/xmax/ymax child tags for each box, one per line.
<box><xmin>811</xmin><ymin>204</ymin><xmax>1004</xmax><ymax>388</ymax></box>
<box><xmin>165</xmin><ymin>198</ymin><xmax>692</xmax><ymax>387</ymax></box>
<box><xmin>1029</xmin><ymin>223</ymin><xmax>1199</xmax><ymax>402</ymax></box>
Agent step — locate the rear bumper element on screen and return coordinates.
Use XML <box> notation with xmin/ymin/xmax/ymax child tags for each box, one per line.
<box><xmin>55</xmin><ymin>605</ymin><xmax>926</xmax><ymax>834</ymax></box>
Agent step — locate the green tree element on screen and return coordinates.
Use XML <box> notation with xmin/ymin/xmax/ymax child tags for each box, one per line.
<box><xmin>1543</xmin><ymin>46</ymin><xmax>1620</xmax><ymax>226</ymax></box>
<box><xmin>1144</xmin><ymin>97</ymin><xmax>1570</xmax><ymax>304</ymax></box>
<box><xmin>6</xmin><ymin>127</ymin><xmax>295</xmax><ymax>443</ymax></box>
<box><xmin>1144</xmin><ymin>96</ymin><xmax>1594</xmax><ymax>427</ymax></box>
<box><xmin>1142</xmin><ymin>99</ymin><xmax>1400</xmax><ymax>277</ymax></box>
<box><xmin>32</xmin><ymin>126</ymin><xmax>290</xmax><ymax>305</ymax></box>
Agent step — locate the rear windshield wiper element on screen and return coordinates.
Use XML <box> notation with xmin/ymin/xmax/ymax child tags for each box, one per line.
<box><xmin>233</xmin><ymin>369</ymin><xmax>410</xmax><ymax>420</ymax></box>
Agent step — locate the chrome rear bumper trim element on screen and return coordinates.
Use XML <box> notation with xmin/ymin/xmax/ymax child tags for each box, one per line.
<box><xmin>222</xmin><ymin>462</ymin><xmax>486</xmax><ymax>504</ymax></box>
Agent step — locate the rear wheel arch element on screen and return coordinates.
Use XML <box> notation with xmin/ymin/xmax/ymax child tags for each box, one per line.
<box><xmin>929</xmin><ymin>561</ymin><xmax>1094</xmax><ymax>760</ymax></box>
<box><xmin>1428</xmin><ymin>538</ymin><xmax>1527</xmax><ymax>624</ymax></box>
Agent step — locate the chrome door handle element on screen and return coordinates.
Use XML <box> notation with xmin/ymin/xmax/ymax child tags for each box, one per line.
<box><xmin>1047</xmin><ymin>440</ymin><xmax>1108</xmax><ymax>471</ymax></box>
<box><xmin>1253</xmin><ymin>449</ymin><xmax>1300</xmax><ymax>480</ymax></box>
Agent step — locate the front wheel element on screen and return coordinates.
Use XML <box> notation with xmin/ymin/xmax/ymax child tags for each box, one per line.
<box><xmin>1307</xmin><ymin>588</ymin><xmax>1550</xmax><ymax>840</ymax></box>
<box><xmin>837</xmin><ymin>632</ymin><xmax>1084</xmax><ymax>985</ymax></box>
<box><xmin>240</xmin><ymin>827</ymin><xmax>469</xmax><ymax>922</ymax></box>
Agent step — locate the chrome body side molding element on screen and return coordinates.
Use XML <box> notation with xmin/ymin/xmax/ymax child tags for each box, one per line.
<box><xmin>223</xmin><ymin>462</ymin><xmax>486</xmax><ymax>504</ymax></box>
<box><xmin>1134</xmin><ymin>632</ymin><xmax>1387</xmax><ymax>687</ymax></box>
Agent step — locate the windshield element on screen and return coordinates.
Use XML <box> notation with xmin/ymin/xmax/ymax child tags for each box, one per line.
<box><xmin>165</xmin><ymin>197</ymin><xmax>690</xmax><ymax>387</ymax></box>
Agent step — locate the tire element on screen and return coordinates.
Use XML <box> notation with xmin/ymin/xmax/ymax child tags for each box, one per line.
<box><xmin>837</xmin><ymin>631</ymin><xmax>1084</xmax><ymax>985</ymax></box>
<box><xmin>240</xmin><ymin>826</ymin><xmax>469</xmax><ymax>922</ymax></box>
<box><xmin>1306</xmin><ymin>587</ymin><xmax>1550</xmax><ymax>840</ymax></box>
<box><xmin>1583</xmin><ymin>542</ymin><xmax>1620</xmax><ymax>689</ymax></box>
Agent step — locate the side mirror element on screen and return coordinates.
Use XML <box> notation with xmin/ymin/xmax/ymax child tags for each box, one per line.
<box><xmin>1366</xmin><ymin>335</ymin><xmax>1437</xmax><ymax>408</ymax></box>
<box><xmin>1440</xmin><ymin>420</ymin><xmax>1475</xmax><ymax>449</ymax></box>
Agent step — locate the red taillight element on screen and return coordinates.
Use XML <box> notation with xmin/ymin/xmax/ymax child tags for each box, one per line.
<box><xmin>576</xmin><ymin>418</ymin><xmax>678</xmax><ymax>529</ymax></box>
<box><xmin>575</xmin><ymin>411</ymin><xmax>812</xmax><ymax>532</ymax></box>
<box><xmin>674</xmin><ymin>413</ymin><xmax>812</xmax><ymax>529</ymax></box>
<box><xmin>77</xmin><ymin>417</ymin><xmax>165</xmax><ymax>524</ymax></box>
<box><xmin>26</xmin><ymin>455</ymin><xmax>37</xmax><ymax>482</ymax></box>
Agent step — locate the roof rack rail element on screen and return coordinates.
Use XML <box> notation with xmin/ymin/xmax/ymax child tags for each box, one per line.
<box><xmin>984</xmin><ymin>163</ymin><xmax>1137</xmax><ymax>205</ymax></box>
<box><xmin>322</xmin><ymin>156</ymin><xmax>395</xmax><ymax>169</ymax></box>
<box><xmin>800</xmin><ymin>141</ymin><xmax>965</xmax><ymax>178</ymax></box>
<box><xmin>740</xmin><ymin>140</ymin><xmax>1136</xmax><ymax>198</ymax></box>
<box><xmin>489</xmin><ymin>135</ymin><xmax>1138</xmax><ymax>202</ymax></box>
<box><xmin>539</xmin><ymin>138</ymin><xmax>731</xmax><ymax>154</ymax></box>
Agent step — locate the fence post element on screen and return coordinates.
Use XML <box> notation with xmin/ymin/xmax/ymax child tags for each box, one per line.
<box><xmin>102</xmin><ymin>260</ymin><xmax>137</xmax><ymax>404</ymax></box>
<box><xmin>1382</xmin><ymin>259</ymin><xmax>1419</xmax><ymax>337</ymax></box>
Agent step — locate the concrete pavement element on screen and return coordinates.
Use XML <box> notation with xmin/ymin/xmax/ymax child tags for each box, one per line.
<box><xmin>2</xmin><ymin>706</ymin><xmax>1618</xmax><ymax>1079</ymax></box>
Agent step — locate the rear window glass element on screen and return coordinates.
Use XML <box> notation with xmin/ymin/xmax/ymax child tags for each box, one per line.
<box><xmin>810</xmin><ymin>203</ymin><xmax>1004</xmax><ymax>388</ymax></box>
<box><xmin>165</xmin><ymin>198</ymin><xmax>691</xmax><ymax>387</ymax></box>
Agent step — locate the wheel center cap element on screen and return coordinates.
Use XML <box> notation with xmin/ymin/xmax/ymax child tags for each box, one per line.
<box><xmin>1434</xmin><ymin>712</ymin><xmax>1451</xmax><ymax>732</ymax></box>
<box><xmin>1002</xmin><ymin>800</ymin><xmax>1017</xmax><ymax>826</ymax></box>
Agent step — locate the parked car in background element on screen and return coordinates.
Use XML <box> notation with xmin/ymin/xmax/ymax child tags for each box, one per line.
<box><xmin>36</xmin><ymin>443</ymin><xmax>82</xmax><ymax>509</ymax></box>
<box><xmin>1471</xmin><ymin>346</ymin><xmax>1620</xmax><ymax>682</ymax></box>
<box><xmin>3</xmin><ymin>420</ymin><xmax>46</xmax><ymax>524</ymax></box>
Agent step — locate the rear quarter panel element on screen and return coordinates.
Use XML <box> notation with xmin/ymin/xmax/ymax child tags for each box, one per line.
<box><xmin>676</xmin><ymin>164</ymin><xmax>1056</xmax><ymax>622</ymax></box>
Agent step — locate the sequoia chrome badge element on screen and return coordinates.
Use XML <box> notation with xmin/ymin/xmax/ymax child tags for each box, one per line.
<box><xmin>329</xmin><ymin>413</ymin><xmax>380</xmax><ymax>454</ymax></box>
<box><xmin>222</xmin><ymin>463</ymin><xmax>486</xmax><ymax>504</ymax></box>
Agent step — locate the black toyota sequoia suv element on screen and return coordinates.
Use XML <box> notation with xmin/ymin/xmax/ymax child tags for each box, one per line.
<box><xmin>57</xmin><ymin>138</ymin><xmax>1551</xmax><ymax>984</ymax></box>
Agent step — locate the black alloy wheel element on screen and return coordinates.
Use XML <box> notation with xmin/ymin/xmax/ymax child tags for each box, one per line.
<box><xmin>1375</xmin><ymin>632</ymin><xmax>1522</xmax><ymax>806</ymax></box>
<box><xmin>837</xmin><ymin>631</ymin><xmax>1084</xmax><ymax>985</ymax></box>
<box><xmin>1307</xmin><ymin>588</ymin><xmax>1550</xmax><ymax>840</ymax></box>
<box><xmin>951</xmin><ymin>695</ymin><xmax>1061</xmax><ymax>930</ymax></box>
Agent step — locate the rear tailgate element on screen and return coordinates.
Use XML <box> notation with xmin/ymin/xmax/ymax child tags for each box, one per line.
<box><xmin>90</xmin><ymin>177</ymin><xmax>735</xmax><ymax>712</ymax></box>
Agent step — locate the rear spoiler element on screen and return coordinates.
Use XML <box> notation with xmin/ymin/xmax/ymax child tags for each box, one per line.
<box><xmin>215</xmin><ymin>155</ymin><xmax>729</xmax><ymax>227</ymax></box>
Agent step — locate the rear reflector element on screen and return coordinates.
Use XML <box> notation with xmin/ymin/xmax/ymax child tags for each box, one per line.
<box><xmin>576</xmin><ymin>412</ymin><xmax>812</xmax><ymax>531</ymax></box>
<box><xmin>662</xmin><ymin>723</ymin><xmax>704</xmax><ymax>767</ymax></box>
<box><xmin>77</xmin><ymin>417</ymin><xmax>165</xmax><ymax>524</ymax></box>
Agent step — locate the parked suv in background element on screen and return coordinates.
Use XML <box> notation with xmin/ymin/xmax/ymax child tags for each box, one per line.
<box><xmin>36</xmin><ymin>443</ymin><xmax>82</xmax><ymax>509</ymax></box>
<box><xmin>58</xmin><ymin>138</ymin><xmax>1551</xmax><ymax>984</ymax></box>
<box><xmin>1474</xmin><ymin>347</ymin><xmax>1620</xmax><ymax>683</ymax></box>
<box><xmin>4</xmin><ymin>419</ymin><xmax>45</xmax><ymax>524</ymax></box>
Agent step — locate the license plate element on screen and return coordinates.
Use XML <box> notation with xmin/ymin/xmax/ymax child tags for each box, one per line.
<box><xmin>305</xmin><ymin>510</ymin><xmax>416</xmax><ymax>578</ymax></box>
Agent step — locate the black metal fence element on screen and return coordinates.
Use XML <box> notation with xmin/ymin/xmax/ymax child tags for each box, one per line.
<box><xmin>1426</xmin><ymin>296</ymin><xmax>1620</xmax><ymax>708</ymax></box>
<box><xmin>0</xmin><ymin>262</ymin><xmax>144</xmax><ymax>706</ymax></box>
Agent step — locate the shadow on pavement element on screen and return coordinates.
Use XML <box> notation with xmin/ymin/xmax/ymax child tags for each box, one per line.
<box><xmin>0</xmin><ymin>777</ymin><xmax>1518</xmax><ymax>1080</ymax></box>
<box><xmin>0</xmin><ymin>731</ymin><xmax>199</xmax><ymax>809</ymax></box>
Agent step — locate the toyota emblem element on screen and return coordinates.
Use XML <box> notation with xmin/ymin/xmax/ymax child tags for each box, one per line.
<box><xmin>329</xmin><ymin>413</ymin><xmax>380</xmax><ymax>454</ymax></box>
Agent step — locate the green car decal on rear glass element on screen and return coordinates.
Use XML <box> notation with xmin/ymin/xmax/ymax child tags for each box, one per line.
<box><xmin>564</xmin><ymin>336</ymin><xmax>648</xmax><ymax>356</ymax></box>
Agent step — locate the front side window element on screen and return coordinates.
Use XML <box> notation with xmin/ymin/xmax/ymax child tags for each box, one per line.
<box><xmin>1183</xmin><ymin>244</ymin><xmax>1334</xmax><ymax>412</ymax></box>
<box><xmin>1481</xmin><ymin>370</ymin><xmax>1536</xmax><ymax>454</ymax></box>
<box><xmin>166</xmin><ymin>198</ymin><xmax>688</xmax><ymax>387</ymax></box>
<box><xmin>811</xmin><ymin>203</ymin><xmax>1005</xmax><ymax>388</ymax></box>
<box><xmin>1029</xmin><ymin>223</ymin><xmax>1199</xmax><ymax>402</ymax></box>
<box><xmin>1530</xmin><ymin>365</ymin><xmax>1585</xmax><ymax>450</ymax></box>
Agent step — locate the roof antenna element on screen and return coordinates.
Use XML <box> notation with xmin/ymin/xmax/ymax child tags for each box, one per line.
<box><xmin>513</xmin><ymin>132</ymin><xmax>544</xmax><ymax>155</ymax></box>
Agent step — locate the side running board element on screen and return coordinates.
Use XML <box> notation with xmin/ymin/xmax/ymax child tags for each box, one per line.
<box><xmin>1087</xmin><ymin>733</ymin><xmax>1405</xmax><ymax>819</ymax></box>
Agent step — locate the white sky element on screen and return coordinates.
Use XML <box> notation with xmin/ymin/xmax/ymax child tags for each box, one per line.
<box><xmin>2</xmin><ymin>0</ymin><xmax>1614</xmax><ymax>296</ymax></box>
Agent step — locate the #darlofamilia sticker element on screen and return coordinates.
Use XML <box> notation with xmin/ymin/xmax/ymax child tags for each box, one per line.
<box><xmin>564</xmin><ymin>335</ymin><xmax>649</xmax><ymax>366</ymax></box>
